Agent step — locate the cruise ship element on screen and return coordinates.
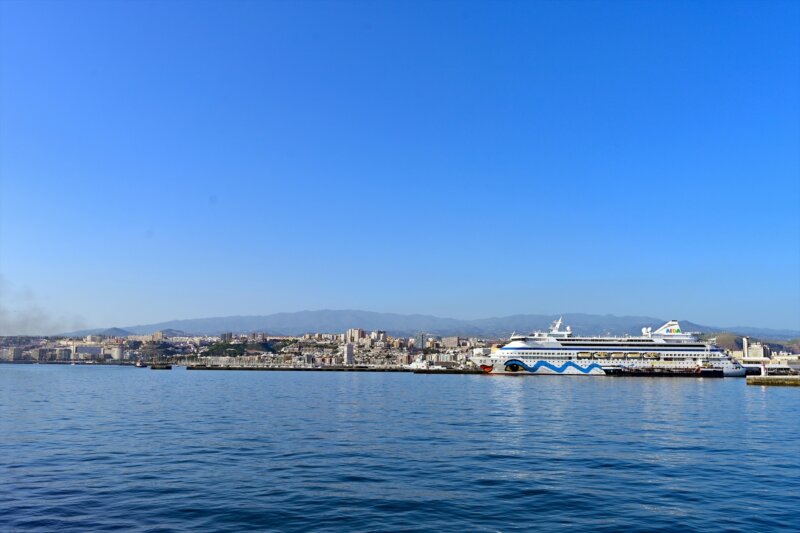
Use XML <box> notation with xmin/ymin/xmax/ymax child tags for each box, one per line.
<box><xmin>470</xmin><ymin>318</ymin><xmax>746</xmax><ymax>377</ymax></box>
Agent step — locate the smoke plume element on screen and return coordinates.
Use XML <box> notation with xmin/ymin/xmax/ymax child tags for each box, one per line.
<box><xmin>0</xmin><ymin>275</ymin><xmax>87</xmax><ymax>335</ymax></box>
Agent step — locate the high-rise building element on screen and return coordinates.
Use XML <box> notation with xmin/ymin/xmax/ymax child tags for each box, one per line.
<box><xmin>343</xmin><ymin>343</ymin><xmax>355</xmax><ymax>365</ymax></box>
<box><xmin>1</xmin><ymin>347</ymin><xmax>23</xmax><ymax>361</ymax></box>
<box><xmin>30</xmin><ymin>348</ymin><xmax>53</xmax><ymax>361</ymax></box>
<box><xmin>370</xmin><ymin>330</ymin><xmax>387</xmax><ymax>341</ymax></box>
<box><xmin>345</xmin><ymin>328</ymin><xmax>365</xmax><ymax>344</ymax></box>
<box><xmin>442</xmin><ymin>336</ymin><xmax>461</xmax><ymax>348</ymax></box>
<box><xmin>748</xmin><ymin>342</ymin><xmax>768</xmax><ymax>359</ymax></box>
<box><xmin>415</xmin><ymin>333</ymin><xmax>427</xmax><ymax>351</ymax></box>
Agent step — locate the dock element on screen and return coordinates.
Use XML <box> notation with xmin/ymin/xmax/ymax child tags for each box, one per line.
<box><xmin>746</xmin><ymin>376</ymin><xmax>800</xmax><ymax>386</ymax></box>
<box><xmin>186</xmin><ymin>365</ymin><xmax>410</xmax><ymax>372</ymax></box>
<box><xmin>185</xmin><ymin>366</ymin><xmax>483</xmax><ymax>374</ymax></box>
<box><xmin>604</xmin><ymin>368</ymin><xmax>724</xmax><ymax>378</ymax></box>
<box><xmin>412</xmin><ymin>369</ymin><xmax>484</xmax><ymax>374</ymax></box>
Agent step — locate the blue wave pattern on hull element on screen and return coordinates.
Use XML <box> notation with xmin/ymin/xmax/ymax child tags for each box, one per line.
<box><xmin>503</xmin><ymin>359</ymin><xmax>605</xmax><ymax>374</ymax></box>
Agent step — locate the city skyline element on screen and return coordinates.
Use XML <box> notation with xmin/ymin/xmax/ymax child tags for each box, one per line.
<box><xmin>1</xmin><ymin>1</ymin><xmax>799</xmax><ymax>333</ymax></box>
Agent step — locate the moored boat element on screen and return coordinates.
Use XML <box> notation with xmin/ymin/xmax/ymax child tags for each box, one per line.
<box><xmin>470</xmin><ymin>318</ymin><xmax>746</xmax><ymax>377</ymax></box>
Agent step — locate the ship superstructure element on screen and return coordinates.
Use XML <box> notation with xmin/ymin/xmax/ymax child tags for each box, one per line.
<box><xmin>471</xmin><ymin>318</ymin><xmax>745</xmax><ymax>377</ymax></box>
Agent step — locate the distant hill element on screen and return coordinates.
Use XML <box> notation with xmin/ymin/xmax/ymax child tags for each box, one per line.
<box><xmin>63</xmin><ymin>326</ymin><xmax>134</xmax><ymax>337</ymax></box>
<box><xmin>61</xmin><ymin>310</ymin><xmax>800</xmax><ymax>340</ymax></box>
<box><xmin>158</xmin><ymin>329</ymin><xmax>188</xmax><ymax>337</ymax></box>
<box><xmin>698</xmin><ymin>332</ymin><xmax>800</xmax><ymax>353</ymax></box>
<box><xmin>118</xmin><ymin>310</ymin><xmax>468</xmax><ymax>337</ymax></box>
<box><xmin>697</xmin><ymin>332</ymin><xmax>742</xmax><ymax>351</ymax></box>
<box><xmin>100</xmin><ymin>327</ymin><xmax>133</xmax><ymax>337</ymax></box>
<box><xmin>65</xmin><ymin>326</ymin><xmax>183</xmax><ymax>338</ymax></box>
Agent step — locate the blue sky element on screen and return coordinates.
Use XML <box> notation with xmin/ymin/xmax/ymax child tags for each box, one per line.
<box><xmin>1</xmin><ymin>0</ymin><xmax>798</xmax><ymax>333</ymax></box>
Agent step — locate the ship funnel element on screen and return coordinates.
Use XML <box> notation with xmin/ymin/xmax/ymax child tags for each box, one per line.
<box><xmin>653</xmin><ymin>320</ymin><xmax>682</xmax><ymax>335</ymax></box>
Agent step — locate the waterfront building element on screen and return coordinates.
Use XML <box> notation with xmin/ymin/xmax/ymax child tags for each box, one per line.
<box><xmin>1</xmin><ymin>347</ymin><xmax>23</xmax><ymax>361</ymax></box>
<box><xmin>772</xmin><ymin>351</ymin><xmax>800</xmax><ymax>366</ymax></box>
<box><xmin>30</xmin><ymin>348</ymin><xmax>52</xmax><ymax>361</ymax></box>
<box><xmin>73</xmin><ymin>345</ymin><xmax>102</xmax><ymax>360</ymax></box>
<box><xmin>473</xmin><ymin>347</ymin><xmax>491</xmax><ymax>357</ymax></box>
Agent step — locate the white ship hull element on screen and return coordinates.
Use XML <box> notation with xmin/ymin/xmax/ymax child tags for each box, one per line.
<box><xmin>471</xmin><ymin>319</ymin><xmax>746</xmax><ymax>377</ymax></box>
<box><xmin>478</xmin><ymin>358</ymin><xmax>606</xmax><ymax>375</ymax></box>
<box><xmin>474</xmin><ymin>356</ymin><xmax>745</xmax><ymax>377</ymax></box>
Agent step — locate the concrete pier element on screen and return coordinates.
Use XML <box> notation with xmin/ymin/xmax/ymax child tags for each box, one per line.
<box><xmin>746</xmin><ymin>376</ymin><xmax>800</xmax><ymax>386</ymax></box>
<box><xmin>186</xmin><ymin>365</ymin><xmax>410</xmax><ymax>372</ymax></box>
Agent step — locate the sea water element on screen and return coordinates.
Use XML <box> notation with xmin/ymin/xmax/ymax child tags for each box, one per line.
<box><xmin>1</xmin><ymin>365</ymin><xmax>798</xmax><ymax>531</ymax></box>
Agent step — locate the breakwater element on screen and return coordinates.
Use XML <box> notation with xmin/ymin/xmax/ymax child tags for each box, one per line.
<box><xmin>186</xmin><ymin>365</ymin><xmax>411</xmax><ymax>372</ymax></box>
<box><xmin>746</xmin><ymin>375</ymin><xmax>800</xmax><ymax>386</ymax></box>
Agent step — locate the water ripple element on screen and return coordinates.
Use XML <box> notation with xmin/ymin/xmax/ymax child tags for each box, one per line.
<box><xmin>1</xmin><ymin>366</ymin><xmax>798</xmax><ymax>532</ymax></box>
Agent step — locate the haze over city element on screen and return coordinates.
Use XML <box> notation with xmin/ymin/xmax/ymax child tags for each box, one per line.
<box><xmin>1</xmin><ymin>1</ymin><xmax>799</xmax><ymax>334</ymax></box>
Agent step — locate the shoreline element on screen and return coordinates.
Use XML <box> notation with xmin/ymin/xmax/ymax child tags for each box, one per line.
<box><xmin>0</xmin><ymin>361</ymin><xmax>768</xmax><ymax>378</ymax></box>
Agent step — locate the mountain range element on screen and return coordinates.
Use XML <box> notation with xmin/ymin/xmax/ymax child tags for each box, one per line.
<box><xmin>66</xmin><ymin>310</ymin><xmax>800</xmax><ymax>340</ymax></box>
